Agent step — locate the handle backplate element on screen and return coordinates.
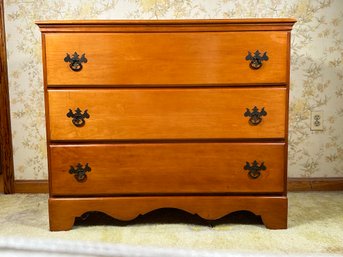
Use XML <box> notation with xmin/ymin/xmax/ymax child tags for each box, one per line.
<box><xmin>244</xmin><ymin>161</ymin><xmax>266</xmax><ymax>179</ymax></box>
<box><xmin>245</xmin><ymin>50</ymin><xmax>268</xmax><ymax>69</ymax></box>
<box><xmin>69</xmin><ymin>163</ymin><xmax>91</xmax><ymax>182</ymax></box>
<box><xmin>66</xmin><ymin>108</ymin><xmax>90</xmax><ymax>127</ymax></box>
<box><xmin>244</xmin><ymin>106</ymin><xmax>267</xmax><ymax>126</ymax></box>
<box><xmin>64</xmin><ymin>52</ymin><xmax>87</xmax><ymax>72</ymax></box>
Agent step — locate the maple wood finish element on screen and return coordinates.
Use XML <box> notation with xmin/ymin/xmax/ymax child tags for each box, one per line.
<box><xmin>45</xmin><ymin>32</ymin><xmax>288</xmax><ymax>86</ymax></box>
<box><xmin>49</xmin><ymin>196</ymin><xmax>288</xmax><ymax>231</ymax></box>
<box><xmin>37</xmin><ymin>19</ymin><xmax>296</xmax><ymax>231</ymax></box>
<box><xmin>49</xmin><ymin>88</ymin><xmax>286</xmax><ymax>140</ymax></box>
<box><xmin>50</xmin><ymin>143</ymin><xmax>285</xmax><ymax>195</ymax></box>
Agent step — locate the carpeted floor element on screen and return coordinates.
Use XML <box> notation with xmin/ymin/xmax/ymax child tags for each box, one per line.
<box><xmin>0</xmin><ymin>192</ymin><xmax>342</xmax><ymax>256</ymax></box>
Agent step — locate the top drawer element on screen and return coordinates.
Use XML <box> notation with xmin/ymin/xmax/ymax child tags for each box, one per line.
<box><xmin>44</xmin><ymin>32</ymin><xmax>288</xmax><ymax>86</ymax></box>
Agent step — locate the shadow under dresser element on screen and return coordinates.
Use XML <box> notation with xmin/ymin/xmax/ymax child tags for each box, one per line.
<box><xmin>36</xmin><ymin>19</ymin><xmax>296</xmax><ymax>231</ymax></box>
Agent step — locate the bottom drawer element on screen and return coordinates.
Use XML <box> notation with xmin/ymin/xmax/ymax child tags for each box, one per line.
<box><xmin>49</xmin><ymin>143</ymin><xmax>285</xmax><ymax>196</ymax></box>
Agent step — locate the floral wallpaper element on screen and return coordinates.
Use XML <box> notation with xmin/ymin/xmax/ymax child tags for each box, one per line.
<box><xmin>4</xmin><ymin>0</ymin><xmax>343</xmax><ymax>179</ymax></box>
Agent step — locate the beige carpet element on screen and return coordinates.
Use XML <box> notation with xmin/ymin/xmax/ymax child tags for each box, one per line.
<box><xmin>0</xmin><ymin>192</ymin><xmax>342</xmax><ymax>256</ymax></box>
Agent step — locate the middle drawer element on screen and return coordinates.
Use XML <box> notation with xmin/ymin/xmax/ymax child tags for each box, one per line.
<box><xmin>48</xmin><ymin>87</ymin><xmax>286</xmax><ymax>141</ymax></box>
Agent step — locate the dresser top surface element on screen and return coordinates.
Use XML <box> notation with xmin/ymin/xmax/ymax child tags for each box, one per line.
<box><xmin>36</xmin><ymin>18</ymin><xmax>296</xmax><ymax>25</ymax></box>
<box><xmin>36</xmin><ymin>18</ymin><xmax>296</xmax><ymax>32</ymax></box>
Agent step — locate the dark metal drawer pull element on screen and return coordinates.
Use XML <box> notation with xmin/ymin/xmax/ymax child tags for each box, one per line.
<box><xmin>244</xmin><ymin>106</ymin><xmax>267</xmax><ymax>126</ymax></box>
<box><xmin>245</xmin><ymin>50</ymin><xmax>268</xmax><ymax>69</ymax></box>
<box><xmin>64</xmin><ymin>52</ymin><xmax>87</xmax><ymax>72</ymax></box>
<box><xmin>66</xmin><ymin>108</ymin><xmax>89</xmax><ymax>127</ymax></box>
<box><xmin>69</xmin><ymin>163</ymin><xmax>91</xmax><ymax>182</ymax></box>
<box><xmin>244</xmin><ymin>161</ymin><xmax>266</xmax><ymax>179</ymax></box>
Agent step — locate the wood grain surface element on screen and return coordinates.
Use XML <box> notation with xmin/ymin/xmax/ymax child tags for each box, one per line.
<box><xmin>48</xmin><ymin>87</ymin><xmax>286</xmax><ymax>140</ymax></box>
<box><xmin>45</xmin><ymin>32</ymin><xmax>288</xmax><ymax>86</ymax></box>
<box><xmin>0</xmin><ymin>0</ymin><xmax>14</xmax><ymax>193</ymax></box>
<box><xmin>49</xmin><ymin>196</ymin><xmax>288</xmax><ymax>231</ymax></box>
<box><xmin>37</xmin><ymin>19</ymin><xmax>296</xmax><ymax>34</ymax></box>
<box><xmin>49</xmin><ymin>142</ymin><xmax>285</xmax><ymax>196</ymax></box>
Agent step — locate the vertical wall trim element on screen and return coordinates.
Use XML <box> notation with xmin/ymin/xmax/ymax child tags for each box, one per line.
<box><xmin>0</xmin><ymin>0</ymin><xmax>15</xmax><ymax>193</ymax></box>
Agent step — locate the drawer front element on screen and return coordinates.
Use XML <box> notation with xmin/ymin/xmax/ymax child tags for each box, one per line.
<box><xmin>50</xmin><ymin>143</ymin><xmax>285</xmax><ymax>196</ymax></box>
<box><xmin>45</xmin><ymin>32</ymin><xmax>288</xmax><ymax>86</ymax></box>
<box><xmin>48</xmin><ymin>88</ymin><xmax>286</xmax><ymax>140</ymax></box>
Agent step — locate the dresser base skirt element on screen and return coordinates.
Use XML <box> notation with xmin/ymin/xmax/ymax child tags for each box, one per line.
<box><xmin>49</xmin><ymin>196</ymin><xmax>287</xmax><ymax>231</ymax></box>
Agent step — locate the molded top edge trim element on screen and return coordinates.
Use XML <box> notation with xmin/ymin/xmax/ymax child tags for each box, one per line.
<box><xmin>36</xmin><ymin>18</ymin><xmax>296</xmax><ymax>27</ymax></box>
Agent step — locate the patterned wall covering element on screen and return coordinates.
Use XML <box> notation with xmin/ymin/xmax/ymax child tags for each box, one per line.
<box><xmin>4</xmin><ymin>0</ymin><xmax>343</xmax><ymax>179</ymax></box>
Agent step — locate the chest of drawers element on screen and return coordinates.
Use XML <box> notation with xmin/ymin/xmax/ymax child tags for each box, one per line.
<box><xmin>37</xmin><ymin>19</ymin><xmax>295</xmax><ymax>231</ymax></box>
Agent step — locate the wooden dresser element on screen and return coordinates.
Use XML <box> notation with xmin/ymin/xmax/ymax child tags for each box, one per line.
<box><xmin>36</xmin><ymin>19</ymin><xmax>295</xmax><ymax>231</ymax></box>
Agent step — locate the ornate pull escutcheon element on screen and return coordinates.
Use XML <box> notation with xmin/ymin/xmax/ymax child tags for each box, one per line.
<box><xmin>69</xmin><ymin>163</ymin><xmax>91</xmax><ymax>182</ymax></box>
<box><xmin>64</xmin><ymin>52</ymin><xmax>87</xmax><ymax>72</ymax></box>
<box><xmin>66</xmin><ymin>108</ymin><xmax>90</xmax><ymax>127</ymax></box>
<box><xmin>245</xmin><ymin>50</ymin><xmax>268</xmax><ymax>69</ymax></box>
<box><xmin>244</xmin><ymin>106</ymin><xmax>267</xmax><ymax>126</ymax></box>
<box><xmin>244</xmin><ymin>161</ymin><xmax>266</xmax><ymax>179</ymax></box>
